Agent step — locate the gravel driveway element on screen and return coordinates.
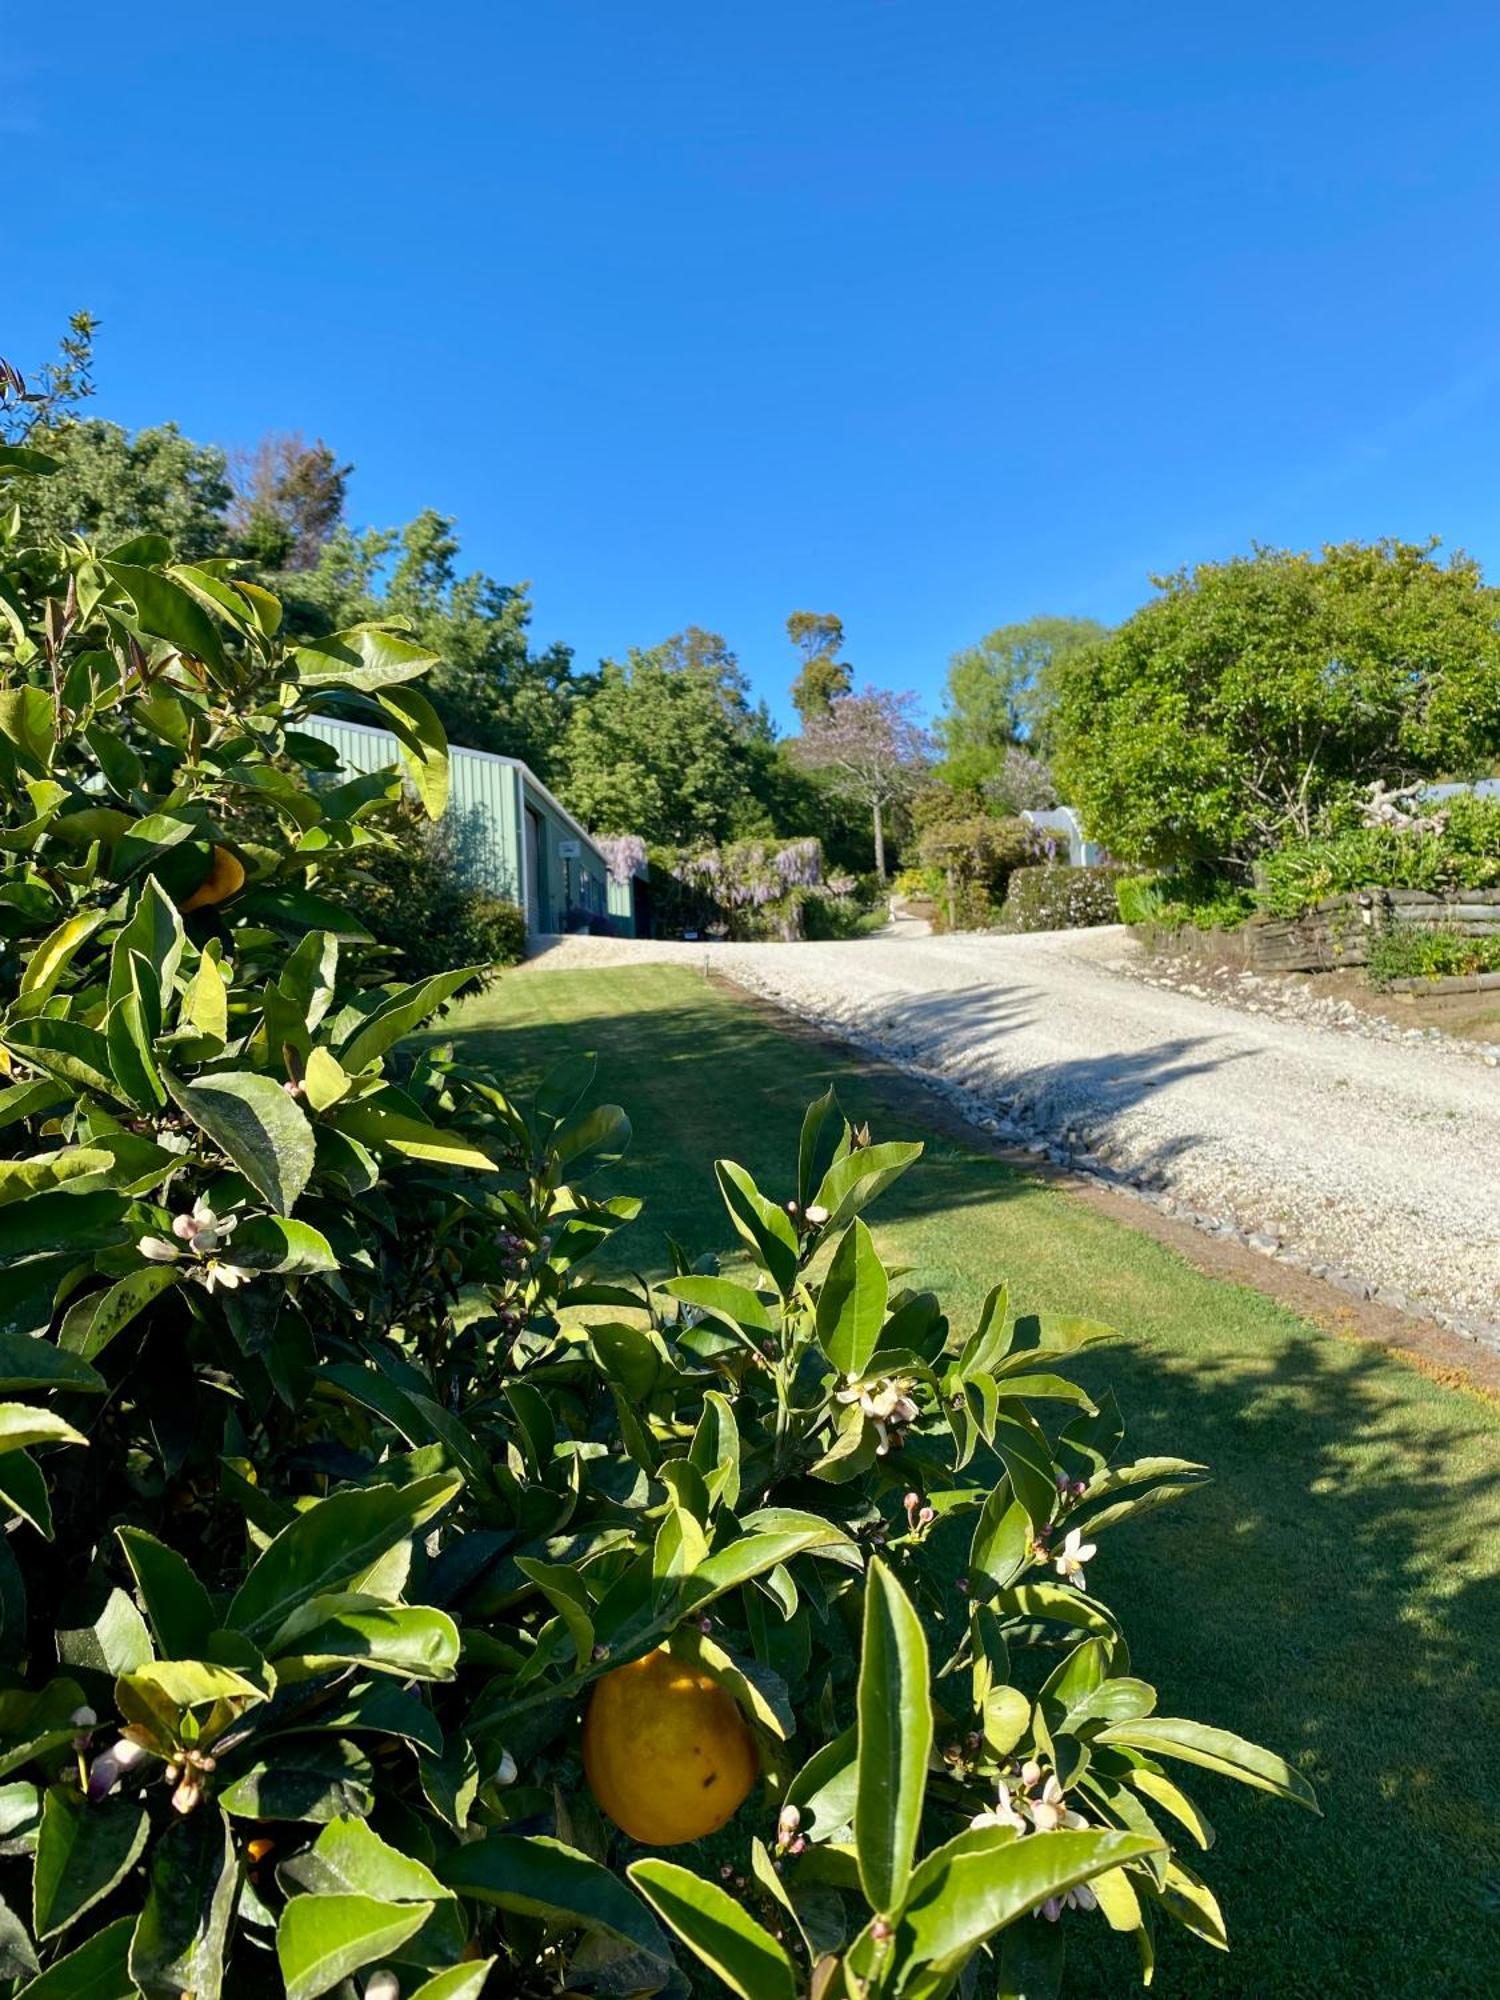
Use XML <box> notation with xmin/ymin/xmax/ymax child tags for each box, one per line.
<box><xmin>524</xmin><ymin>927</ymin><xmax>1500</xmax><ymax>1344</ymax></box>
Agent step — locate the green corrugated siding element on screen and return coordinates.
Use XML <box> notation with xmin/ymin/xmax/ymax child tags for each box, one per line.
<box><xmin>297</xmin><ymin>717</ymin><xmax>632</xmax><ymax>934</ymax></box>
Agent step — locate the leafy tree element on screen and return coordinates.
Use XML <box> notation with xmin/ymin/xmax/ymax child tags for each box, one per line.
<box><xmin>0</xmin><ymin>310</ymin><xmax>97</xmax><ymax>441</ymax></box>
<box><xmin>560</xmin><ymin>628</ymin><xmax>774</xmax><ymax>844</ymax></box>
<box><xmin>787</xmin><ymin>609</ymin><xmax>853</xmax><ymax>723</ymax></box>
<box><xmin>16</xmin><ymin>420</ymin><xmax>233</xmax><ymax>559</ymax></box>
<box><xmin>791</xmin><ymin>686</ymin><xmax>932</xmax><ymax>879</ymax></box>
<box><xmin>227</xmin><ymin>430</ymin><xmax>351</xmax><ymax>569</ymax></box>
<box><xmin>938</xmin><ymin>614</ymin><xmax>1108</xmax><ymax>783</ymax></box>
<box><xmin>281</xmin><ymin>509</ymin><xmax>580</xmax><ymax>781</ymax></box>
<box><xmin>1053</xmin><ymin>540</ymin><xmax>1500</xmax><ymax>867</ymax></box>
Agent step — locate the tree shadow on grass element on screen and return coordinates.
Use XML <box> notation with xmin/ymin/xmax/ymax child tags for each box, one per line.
<box><xmin>1062</xmin><ymin>1325</ymin><xmax>1500</xmax><ymax>1998</ymax></box>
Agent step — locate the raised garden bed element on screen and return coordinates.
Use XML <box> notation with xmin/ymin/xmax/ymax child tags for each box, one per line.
<box><xmin>1137</xmin><ymin>887</ymin><xmax>1500</xmax><ymax>975</ymax></box>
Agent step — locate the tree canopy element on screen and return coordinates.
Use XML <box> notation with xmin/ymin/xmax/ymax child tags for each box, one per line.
<box><xmin>787</xmin><ymin>609</ymin><xmax>854</xmax><ymax>723</ymax></box>
<box><xmin>791</xmin><ymin>686</ymin><xmax>931</xmax><ymax>878</ymax></box>
<box><xmin>937</xmin><ymin>614</ymin><xmax>1107</xmax><ymax>783</ymax></box>
<box><xmin>1052</xmin><ymin>540</ymin><xmax>1500</xmax><ymax>866</ymax></box>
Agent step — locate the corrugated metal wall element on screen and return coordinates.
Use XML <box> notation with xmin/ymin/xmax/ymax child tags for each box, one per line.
<box><xmin>299</xmin><ymin>715</ymin><xmax>523</xmax><ymax>904</ymax></box>
<box><xmin>297</xmin><ymin>715</ymin><xmax>631</xmax><ymax>934</ymax></box>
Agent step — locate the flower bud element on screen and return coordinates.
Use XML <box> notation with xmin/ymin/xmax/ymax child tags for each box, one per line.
<box><xmin>494</xmin><ymin>1750</ymin><xmax>518</xmax><ymax>1787</ymax></box>
<box><xmin>777</xmin><ymin>1804</ymin><xmax>802</xmax><ymax>1835</ymax></box>
<box><xmin>918</xmin><ymin>1506</ymin><xmax>935</xmax><ymax>1527</ymax></box>
<box><xmin>366</xmin><ymin>1972</ymin><xmax>401</xmax><ymax>2000</ymax></box>
<box><xmin>805</xmin><ymin>1204</ymin><xmax>830</xmax><ymax>1227</ymax></box>
<box><xmin>1021</xmin><ymin>1759</ymin><xmax>1043</xmax><ymax>1789</ymax></box>
<box><xmin>70</xmin><ymin>1706</ymin><xmax>97</xmax><ymax>1730</ymax></box>
<box><xmin>903</xmin><ymin>1491</ymin><xmax>920</xmax><ymax>1510</ymax></box>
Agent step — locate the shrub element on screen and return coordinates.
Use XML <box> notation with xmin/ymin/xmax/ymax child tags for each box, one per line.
<box><xmin>913</xmin><ymin>808</ymin><xmax>1033</xmax><ymax>933</ymax></box>
<box><xmin>0</xmin><ymin>449</ymin><xmax>1317</xmax><ymax>1993</ymax></box>
<box><xmin>347</xmin><ymin>798</ymin><xmax>527</xmax><ymax>977</ymax></box>
<box><xmin>1367</xmin><ymin>924</ymin><xmax>1500</xmax><ymax>986</ymax></box>
<box><xmin>1006</xmin><ymin>862</ymin><xmax>1130</xmax><ymax>932</ymax></box>
<box><xmin>1259</xmin><ymin>796</ymin><xmax>1500</xmax><ymax>916</ymax></box>
<box><xmin>1115</xmin><ymin>870</ymin><xmax>1258</xmax><ymax>933</ymax></box>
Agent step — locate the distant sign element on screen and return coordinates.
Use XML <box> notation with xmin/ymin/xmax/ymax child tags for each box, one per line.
<box><xmin>557</xmin><ymin>839</ymin><xmax>582</xmax><ymax>858</ymax></box>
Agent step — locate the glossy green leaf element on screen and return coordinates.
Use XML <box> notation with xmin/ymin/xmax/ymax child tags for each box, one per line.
<box><xmin>338</xmin><ymin>967</ymin><xmax>482</xmax><ymax>1074</ymax></box>
<box><xmin>32</xmin><ymin>1787</ymin><xmax>149</xmax><ymax>1938</ymax></box>
<box><xmin>376</xmin><ymin>681</ymin><xmax>450</xmax><ymax>818</ymax></box>
<box><xmin>855</xmin><ymin>1557</ymin><xmax>932</xmax><ymax>1915</ymax></box>
<box><xmin>18</xmin><ymin>912</ymin><xmax>105</xmax><ymax>1004</ymax></box>
<box><xmin>329</xmin><ymin>1101</ymin><xmax>497</xmax><ymax>1172</ymax></box>
<box><xmin>629</xmin><ymin>1859</ymin><xmax>797</xmax><ymax>2000</ymax></box>
<box><xmin>1093</xmin><ymin>1718</ymin><xmax>1320</xmax><ymax>1811</ymax></box>
<box><xmin>438</xmin><ymin>1834</ymin><xmax>670</xmax><ymax>1963</ymax></box>
<box><xmin>0</xmin><ymin>1407</ymin><xmax>87</xmax><ymax>1456</ymax></box>
<box><xmin>714</xmin><ymin>1159</ymin><xmax>799</xmax><ymax>1295</ymax></box>
<box><xmin>219</xmin><ymin>1738</ymin><xmax>374</xmax><ymax>1824</ymax></box>
<box><xmin>275</xmin><ymin>1891</ymin><xmax>432</xmax><ymax>2000</ymax></box>
<box><xmin>293</xmin><ymin>624</ymin><xmax>442</xmax><ymax>692</ymax></box>
<box><xmin>128</xmin><ymin>1806</ymin><xmax>238</xmax><ymax>1999</ymax></box>
<box><xmin>816</xmin><ymin>1217</ymin><xmax>889</xmax><ymax>1377</ymax></box>
<box><xmin>13</xmin><ymin>1914</ymin><xmax>134</xmax><ymax>1998</ymax></box>
<box><xmin>226</xmin><ymin>1473</ymin><xmax>461</xmax><ymax>1644</ymax></box>
<box><xmin>165</xmin><ymin>1069</ymin><xmax>315</xmax><ymax>1212</ymax></box>
<box><xmin>280</xmin><ymin>1814</ymin><xmax>448</xmax><ymax>1904</ymax></box>
<box><xmin>104</xmin><ymin>562</ymin><xmax>226</xmax><ymax>672</ymax></box>
<box><xmin>56</xmin><ymin>1266</ymin><xmax>178</xmax><ymax>1361</ymax></box>
<box><xmin>272</xmin><ymin>1596</ymin><xmax>461</xmax><ymax>1682</ymax></box>
<box><xmin>116</xmin><ymin>1529</ymin><xmax>216</xmax><ymax>1659</ymax></box>
<box><xmin>0</xmin><ymin>1333</ymin><xmax>103</xmax><ymax>1395</ymax></box>
<box><xmin>811</xmin><ymin>1139</ymin><xmax>923</xmax><ymax>1232</ymax></box>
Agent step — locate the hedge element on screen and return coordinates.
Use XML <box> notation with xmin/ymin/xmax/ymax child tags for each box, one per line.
<box><xmin>1006</xmin><ymin>862</ymin><xmax>1129</xmax><ymax>931</ymax></box>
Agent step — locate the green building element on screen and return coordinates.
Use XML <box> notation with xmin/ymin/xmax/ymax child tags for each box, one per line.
<box><xmin>299</xmin><ymin>717</ymin><xmax>634</xmax><ymax>939</ymax></box>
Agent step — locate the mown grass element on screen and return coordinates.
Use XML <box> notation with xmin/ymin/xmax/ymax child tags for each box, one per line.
<box><xmin>452</xmin><ymin>963</ymin><xmax>1500</xmax><ymax>1999</ymax></box>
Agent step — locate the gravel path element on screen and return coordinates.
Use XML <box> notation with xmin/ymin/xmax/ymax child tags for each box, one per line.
<box><xmin>523</xmin><ymin>928</ymin><xmax>1500</xmax><ymax>1345</ymax></box>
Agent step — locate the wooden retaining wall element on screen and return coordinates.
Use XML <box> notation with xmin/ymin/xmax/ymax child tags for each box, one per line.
<box><xmin>1140</xmin><ymin>886</ymin><xmax>1500</xmax><ymax>975</ymax></box>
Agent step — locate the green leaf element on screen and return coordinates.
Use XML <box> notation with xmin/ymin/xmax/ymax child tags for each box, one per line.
<box><xmin>0</xmin><ymin>689</ymin><xmax>55</xmax><ymax>771</ymax></box>
<box><xmin>871</xmin><ymin>1826</ymin><xmax>1162</xmax><ymax>1980</ymax></box>
<box><xmin>0</xmin><ymin>1406</ymin><xmax>87</xmax><ymax>1456</ymax></box>
<box><xmin>18</xmin><ymin>912</ymin><xmax>106</xmax><ymax>1004</ymax></box>
<box><xmin>855</xmin><ymin>1557</ymin><xmax>932</xmax><ymax>1915</ymax></box>
<box><xmin>811</xmin><ymin>1139</ymin><xmax>923</xmax><ymax>1232</ymax></box>
<box><xmin>57</xmin><ymin>1266</ymin><xmax>179</xmax><ymax>1362</ymax></box>
<box><xmin>715</xmin><ymin>1159</ymin><xmax>799</xmax><ymax>1296</ymax></box>
<box><xmin>165</xmin><ymin>1068</ymin><xmax>316</xmax><ymax>1211</ymax></box>
<box><xmin>2</xmin><ymin>1020</ymin><xmax>120</xmax><ymax>1102</ymax></box>
<box><xmin>408</xmin><ymin>1966</ymin><xmax>498</xmax><ymax>2000</ymax></box>
<box><xmin>226</xmin><ymin>1473</ymin><xmax>462</xmax><ymax>1644</ymax></box>
<box><xmin>272</xmin><ymin>1596</ymin><xmax>461</xmax><ymax>1681</ymax></box>
<box><xmin>230</xmin><ymin>1215</ymin><xmax>338</xmax><ymax>1274</ymax></box>
<box><xmin>0</xmin><ymin>1454</ymin><xmax>51</xmax><ymax>1538</ymax></box>
<box><xmin>338</xmin><ymin>968</ymin><xmax>483</xmax><ymax>1073</ymax></box>
<box><xmin>219</xmin><ymin>1738</ymin><xmax>374</xmax><ymax>1824</ymax></box>
<box><xmin>968</xmin><ymin>1482</ymin><xmax>1032</xmax><ymax>1591</ymax></box>
<box><xmin>116</xmin><ymin>1529</ymin><xmax>216</xmax><ymax>1658</ymax></box>
<box><xmin>13</xmin><ymin>1914</ymin><xmax>134</xmax><ymax>1999</ymax></box>
<box><xmin>329</xmin><ymin>1101</ymin><xmax>498</xmax><ymax>1173</ymax></box>
<box><xmin>660</xmin><ymin>1275</ymin><xmax>775</xmax><ymax>1336</ymax></box>
<box><xmin>0</xmin><ymin>445</ymin><xmax>61</xmax><ymax>476</ymax></box>
<box><xmin>280</xmin><ymin>1814</ymin><xmax>449</xmax><ymax>1904</ymax></box>
<box><xmin>629</xmin><ymin>1859</ymin><xmax>797</xmax><ymax>2000</ymax></box>
<box><xmin>275</xmin><ymin>1892</ymin><xmax>432</xmax><ymax>2000</ymax></box>
<box><xmin>0</xmin><ymin>1332</ymin><xmax>103</xmax><ymax>1395</ymax></box>
<box><xmin>32</xmin><ymin>1788</ymin><xmax>150</xmax><ymax>1939</ymax></box>
<box><xmin>294</xmin><ymin>624</ymin><xmax>442</xmax><ymax>692</ymax></box>
<box><xmin>104</xmin><ymin>563</ymin><xmax>227</xmax><ymax>672</ymax></box>
<box><xmin>553</xmin><ymin>1101</ymin><xmax>632</xmax><ymax>1177</ymax></box>
<box><xmin>992</xmin><ymin>1408</ymin><xmax>1059</xmax><ymax>1530</ymax></box>
<box><xmin>128</xmin><ymin>1806</ymin><xmax>238</xmax><ymax>2000</ymax></box>
<box><xmin>797</xmin><ymin>1086</ymin><xmax>843</xmax><ymax>1213</ymax></box>
<box><xmin>1092</xmin><ymin>1718</ymin><xmax>1320</xmax><ymax>1811</ymax></box>
<box><xmin>376</xmin><ymin>682</ymin><xmax>450</xmax><ymax>818</ymax></box>
<box><xmin>815</xmin><ymin>1217</ymin><xmax>888</xmax><ymax>1378</ymax></box>
<box><xmin>437</xmin><ymin>1834</ymin><xmax>670</xmax><ymax>1964</ymax></box>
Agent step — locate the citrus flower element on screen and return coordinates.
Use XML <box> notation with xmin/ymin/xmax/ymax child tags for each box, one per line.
<box><xmin>137</xmin><ymin>1235</ymin><xmax>181</xmax><ymax>1263</ymax></box>
<box><xmin>968</xmin><ymin>1780</ymin><xmax>1028</xmax><ymax>1834</ymax></box>
<box><xmin>140</xmin><ymin>1201</ymin><xmax>253</xmax><ymax>1292</ymax></box>
<box><xmin>1054</xmin><ymin>1525</ymin><xmax>1096</xmax><ymax>1587</ymax></box>
<box><xmin>1040</xmin><ymin>1882</ymin><xmax>1099</xmax><ymax>1922</ymax></box>
<box><xmin>836</xmin><ymin>1374</ymin><xmax>920</xmax><ymax>1453</ymax></box>
<box><xmin>193</xmin><ymin>1260</ymin><xmax>253</xmax><ymax>1294</ymax></box>
<box><xmin>1028</xmin><ymin>1773</ymin><xmax>1088</xmax><ymax>1833</ymax></box>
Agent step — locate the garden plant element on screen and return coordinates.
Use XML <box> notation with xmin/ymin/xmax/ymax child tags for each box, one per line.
<box><xmin>0</xmin><ymin>440</ymin><xmax>1317</xmax><ymax>1997</ymax></box>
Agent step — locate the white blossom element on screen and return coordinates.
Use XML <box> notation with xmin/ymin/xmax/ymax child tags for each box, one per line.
<box><xmin>138</xmin><ymin>1235</ymin><xmax>181</xmax><ymax>1263</ymax></box>
<box><xmin>1028</xmin><ymin>1774</ymin><xmax>1088</xmax><ymax>1834</ymax></box>
<box><xmin>836</xmin><ymin>1375</ymin><xmax>919</xmax><ymax>1453</ymax></box>
<box><xmin>1053</xmin><ymin>1526</ymin><xmax>1096</xmax><ymax>1588</ymax></box>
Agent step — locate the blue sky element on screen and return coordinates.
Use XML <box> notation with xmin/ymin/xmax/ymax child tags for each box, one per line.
<box><xmin>6</xmin><ymin>2</ymin><xmax>1499</xmax><ymax>728</ymax></box>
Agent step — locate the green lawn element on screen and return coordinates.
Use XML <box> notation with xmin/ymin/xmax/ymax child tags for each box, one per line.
<box><xmin>452</xmin><ymin>964</ymin><xmax>1500</xmax><ymax>1999</ymax></box>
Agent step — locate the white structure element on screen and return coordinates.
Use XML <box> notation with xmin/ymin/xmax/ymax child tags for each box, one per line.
<box><xmin>1021</xmin><ymin>806</ymin><xmax>1103</xmax><ymax>866</ymax></box>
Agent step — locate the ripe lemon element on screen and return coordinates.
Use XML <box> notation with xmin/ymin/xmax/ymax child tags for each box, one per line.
<box><xmin>583</xmin><ymin>1648</ymin><xmax>757</xmax><ymax>1845</ymax></box>
<box><xmin>181</xmin><ymin>845</ymin><xmax>246</xmax><ymax>913</ymax></box>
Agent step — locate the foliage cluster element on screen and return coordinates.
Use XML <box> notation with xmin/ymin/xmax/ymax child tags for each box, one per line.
<box><xmin>1113</xmin><ymin>873</ymin><xmax>1258</xmax><ymax>935</ymax></box>
<box><xmin>0</xmin><ymin>449</ymin><xmax>1317</xmax><ymax>1996</ymax></box>
<box><xmin>937</xmin><ymin>618</ymin><xmax>1107</xmax><ymax>782</ymax></box>
<box><xmin>642</xmin><ymin>838</ymin><xmax>871</xmax><ymax>942</ymax></box>
<box><xmin>909</xmin><ymin>807</ymin><xmax>1034</xmax><ymax>934</ymax></box>
<box><xmin>1257</xmin><ymin>795</ymin><xmax>1500</xmax><ymax>917</ymax></box>
<box><xmin>345</xmin><ymin>800</ymin><xmax>527</xmax><ymax>980</ymax></box>
<box><xmin>1053</xmin><ymin>542</ymin><xmax>1500</xmax><ymax>869</ymax></box>
<box><xmin>1005</xmin><ymin>865</ymin><xmax>1130</xmax><ymax>934</ymax></box>
<box><xmin>1366</xmin><ymin>924</ymin><xmax>1500</xmax><ymax>986</ymax></box>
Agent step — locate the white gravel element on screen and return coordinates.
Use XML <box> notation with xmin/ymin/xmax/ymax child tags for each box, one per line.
<box><xmin>522</xmin><ymin>927</ymin><xmax>1500</xmax><ymax>1346</ymax></box>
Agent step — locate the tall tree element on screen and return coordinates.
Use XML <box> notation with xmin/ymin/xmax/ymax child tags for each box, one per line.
<box><xmin>787</xmin><ymin>610</ymin><xmax>854</xmax><ymax>723</ymax></box>
<box><xmin>791</xmin><ymin>686</ymin><xmax>932</xmax><ymax>879</ymax></box>
<box><xmin>559</xmin><ymin>630</ymin><xmax>773</xmax><ymax>846</ymax></box>
<box><xmin>227</xmin><ymin>431</ymin><xmax>351</xmax><ymax>569</ymax></box>
<box><xmin>937</xmin><ymin>614</ymin><xmax>1108</xmax><ymax>784</ymax></box>
<box><xmin>1053</xmin><ymin>540</ymin><xmax>1500</xmax><ymax>866</ymax></box>
<box><xmin>0</xmin><ymin>311</ymin><xmax>97</xmax><ymax>442</ymax></box>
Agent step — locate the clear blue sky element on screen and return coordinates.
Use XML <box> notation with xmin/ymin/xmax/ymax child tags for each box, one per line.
<box><xmin>6</xmin><ymin>2</ymin><xmax>1499</xmax><ymax>728</ymax></box>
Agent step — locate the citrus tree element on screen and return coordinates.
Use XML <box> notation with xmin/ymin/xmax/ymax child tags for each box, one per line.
<box><xmin>0</xmin><ymin>436</ymin><xmax>1316</xmax><ymax>1997</ymax></box>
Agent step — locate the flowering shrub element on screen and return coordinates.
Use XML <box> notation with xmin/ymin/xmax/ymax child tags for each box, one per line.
<box><xmin>1005</xmin><ymin>862</ymin><xmax>1131</xmax><ymax>932</ymax></box>
<box><xmin>1258</xmin><ymin>794</ymin><xmax>1500</xmax><ymax>916</ymax></box>
<box><xmin>0</xmin><ymin>445</ymin><xmax>1315</xmax><ymax>1995</ymax></box>
<box><xmin>647</xmin><ymin>836</ymin><xmax>866</xmax><ymax>940</ymax></box>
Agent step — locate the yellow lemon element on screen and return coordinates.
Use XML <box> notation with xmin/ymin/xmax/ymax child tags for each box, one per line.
<box><xmin>180</xmin><ymin>845</ymin><xmax>246</xmax><ymax>913</ymax></box>
<box><xmin>582</xmin><ymin>1648</ymin><xmax>757</xmax><ymax>1845</ymax></box>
